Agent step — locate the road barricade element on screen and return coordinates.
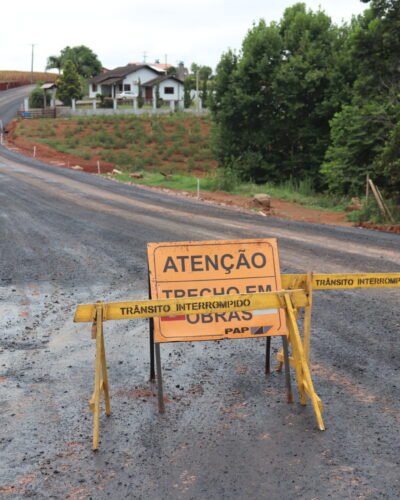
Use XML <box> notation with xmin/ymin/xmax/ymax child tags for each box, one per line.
<box><xmin>73</xmin><ymin>238</ymin><xmax>400</xmax><ymax>450</ymax></box>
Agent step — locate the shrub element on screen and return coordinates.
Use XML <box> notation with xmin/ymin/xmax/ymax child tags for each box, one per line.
<box><xmin>137</xmin><ymin>79</ymin><xmax>144</xmax><ymax>108</ymax></box>
<box><xmin>209</xmin><ymin>167</ymin><xmax>240</xmax><ymax>192</ymax></box>
<box><xmin>29</xmin><ymin>88</ymin><xmax>51</xmax><ymax>109</ymax></box>
<box><xmin>347</xmin><ymin>198</ymin><xmax>400</xmax><ymax>224</ymax></box>
<box><xmin>97</xmin><ymin>95</ymin><xmax>113</xmax><ymax>108</ymax></box>
<box><xmin>82</xmin><ymin>151</ymin><xmax>92</xmax><ymax>160</ymax></box>
<box><xmin>187</xmin><ymin>158</ymin><xmax>196</xmax><ymax>171</ymax></box>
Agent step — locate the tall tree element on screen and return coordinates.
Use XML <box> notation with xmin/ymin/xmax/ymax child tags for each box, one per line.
<box><xmin>46</xmin><ymin>45</ymin><xmax>102</xmax><ymax>79</ymax></box>
<box><xmin>211</xmin><ymin>4</ymin><xmax>347</xmax><ymax>185</ymax></box>
<box><xmin>56</xmin><ymin>60</ymin><xmax>83</xmax><ymax>105</ymax></box>
<box><xmin>322</xmin><ymin>0</ymin><xmax>400</xmax><ymax>198</ymax></box>
<box><xmin>198</xmin><ymin>65</ymin><xmax>212</xmax><ymax>105</ymax></box>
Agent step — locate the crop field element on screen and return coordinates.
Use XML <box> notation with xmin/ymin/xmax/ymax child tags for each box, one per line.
<box><xmin>0</xmin><ymin>70</ymin><xmax>58</xmax><ymax>83</ymax></box>
<box><xmin>13</xmin><ymin>113</ymin><xmax>217</xmax><ymax>175</ymax></box>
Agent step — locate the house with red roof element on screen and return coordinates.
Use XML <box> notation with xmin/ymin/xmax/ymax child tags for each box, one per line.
<box><xmin>88</xmin><ymin>64</ymin><xmax>184</xmax><ymax>104</ymax></box>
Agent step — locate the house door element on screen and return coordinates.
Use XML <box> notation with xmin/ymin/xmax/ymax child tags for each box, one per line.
<box><xmin>145</xmin><ymin>87</ymin><xmax>153</xmax><ymax>100</ymax></box>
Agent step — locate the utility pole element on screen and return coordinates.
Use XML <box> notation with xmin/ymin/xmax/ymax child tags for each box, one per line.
<box><xmin>142</xmin><ymin>51</ymin><xmax>147</xmax><ymax>63</ymax></box>
<box><xmin>196</xmin><ymin>70</ymin><xmax>199</xmax><ymax>112</ymax></box>
<box><xmin>30</xmin><ymin>44</ymin><xmax>35</xmax><ymax>83</ymax></box>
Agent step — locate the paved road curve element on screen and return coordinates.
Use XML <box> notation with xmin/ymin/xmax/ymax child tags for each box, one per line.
<box><xmin>1</xmin><ymin>87</ymin><xmax>399</xmax><ymax>499</ymax></box>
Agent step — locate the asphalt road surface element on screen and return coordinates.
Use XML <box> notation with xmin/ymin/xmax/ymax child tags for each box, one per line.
<box><xmin>1</xmin><ymin>87</ymin><xmax>399</xmax><ymax>499</ymax></box>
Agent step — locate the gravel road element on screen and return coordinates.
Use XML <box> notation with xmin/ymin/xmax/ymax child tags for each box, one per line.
<box><xmin>0</xmin><ymin>87</ymin><xmax>399</xmax><ymax>499</ymax></box>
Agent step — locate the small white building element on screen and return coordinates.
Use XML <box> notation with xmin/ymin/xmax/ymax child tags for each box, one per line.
<box><xmin>88</xmin><ymin>64</ymin><xmax>184</xmax><ymax>104</ymax></box>
<box><xmin>143</xmin><ymin>75</ymin><xmax>184</xmax><ymax>103</ymax></box>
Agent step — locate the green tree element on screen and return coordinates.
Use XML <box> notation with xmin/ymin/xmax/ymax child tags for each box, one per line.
<box><xmin>185</xmin><ymin>64</ymin><xmax>213</xmax><ymax>107</ymax></box>
<box><xmin>46</xmin><ymin>45</ymin><xmax>102</xmax><ymax>79</ymax></box>
<box><xmin>56</xmin><ymin>61</ymin><xmax>83</xmax><ymax>106</ymax></box>
<box><xmin>352</xmin><ymin>0</ymin><xmax>400</xmax><ymax>98</ymax></box>
<box><xmin>190</xmin><ymin>62</ymin><xmax>200</xmax><ymax>74</ymax></box>
<box><xmin>198</xmin><ymin>65</ymin><xmax>212</xmax><ymax>106</ymax></box>
<box><xmin>183</xmin><ymin>79</ymin><xmax>192</xmax><ymax>108</ymax></box>
<box><xmin>322</xmin><ymin>0</ymin><xmax>400</xmax><ymax>199</ymax></box>
<box><xmin>321</xmin><ymin>102</ymin><xmax>392</xmax><ymax>194</ymax></box>
<box><xmin>271</xmin><ymin>4</ymin><xmax>347</xmax><ymax>183</ymax></box>
<box><xmin>378</xmin><ymin>122</ymin><xmax>400</xmax><ymax>200</ymax></box>
<box><xmin>211</xmin><ymin>5</ymin><xmax>349</xmax><ymax>185</ymax></box>
<box><xmin>45</xmin><ymin>55</ymin><xmax>63</xmax><ymax>73</ymax></box>
<box><xmin>137</xmin><ymin>79</ymin><xmax>144</xmax><ymax>108</ymax></box>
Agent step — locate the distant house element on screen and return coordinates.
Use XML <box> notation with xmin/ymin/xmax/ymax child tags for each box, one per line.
<box><xmin>88</xmin><ymin>64</ymin><xmax>184</xmax><ymax>103</ymax></box>
<box><xmin>143</xmin><ymin>75</ymin><xmax>184</xmax><ymax>103</ymax></box>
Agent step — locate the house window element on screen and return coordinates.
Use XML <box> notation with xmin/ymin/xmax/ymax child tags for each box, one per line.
<box><xmin>92</xmin><ymin>84</ymin><xmax>97</xmax><ymax>92</ymax></box>
<box><xmin>124</xmin><ymin>84</ymin><xmax>131</xmax><ymax>91</ymax></box>
<box><xmin>164</xmin><ymin>87</ymin><xmax>174</xmax><ymax>94</ymax></box>
<box><xmin>118</xmin><ymin>84</ymin><xmax>123</xmax><ymax>91</ymax></box>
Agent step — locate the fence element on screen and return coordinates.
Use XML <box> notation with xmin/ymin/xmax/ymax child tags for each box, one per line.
<box><xmin>0</xmin><ymin>81</ymin><xmax>30</xmax><ymax>91</ymax></box>
<box><xmin>17</xmin><ymin>108</ymin><xmax>57</xmax><ymax>119</ymax></box>
<box><xmin>58</xmin><ymin>107</ymin><xmax>209</xmax><ymax>117</ymax></box>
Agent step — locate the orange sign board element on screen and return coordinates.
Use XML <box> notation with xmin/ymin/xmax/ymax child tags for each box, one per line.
<box><xmin>147</xmin><ymin>239</ymin><xmax>287</xmax><ymax>342</ymax></box>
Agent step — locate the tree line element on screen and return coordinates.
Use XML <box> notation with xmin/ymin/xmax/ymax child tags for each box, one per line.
<box><xmin>210</xmin><ymin>0</ymin><xmax>400</xmax><ymax>201</ymax></box>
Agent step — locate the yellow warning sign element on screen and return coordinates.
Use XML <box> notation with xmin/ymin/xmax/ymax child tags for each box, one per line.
<box><xmin>147</xmin><ymin>239</ymin><xmax>287</xmax><ymax>342</ymax></box>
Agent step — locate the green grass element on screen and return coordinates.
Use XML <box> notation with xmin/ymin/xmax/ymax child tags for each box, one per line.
<box><xmin>15</xmin><ymin>114</ymin><xmax>215</xmax><ymax>174</ymax></box>
<box><xmin>241</xmin><ymin>179</ymin><xmax>349</xmax><ymax>212</ymax></box>
<box><xmin>106</xmin><ymin>171</ymin><xmax>218</xmax><ymax>192</ymax></box>
<box><xmin>346</xmin><ymin>198</ymin><xmax>400</xmax><ymax>224</ymax></box>
<box><xmin>15</xmin><ymin>114</ymin><xmax>355</xmax><ymax>215</ymax></box>
<box><xmin>106</xmin><ymin>170</ymin><xmax>352</xmax><ymax>213</ymax></box>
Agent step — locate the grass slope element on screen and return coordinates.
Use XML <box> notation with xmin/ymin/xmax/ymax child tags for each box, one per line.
<box><xmin>14</xmin><ymin>113</ymin><xmax>356</xmax><ymax>214</ymax></box>
<box><xmin>14</xmin><ymin>113</ymin><xmax>216</xmax><ymax>175</ymax></box>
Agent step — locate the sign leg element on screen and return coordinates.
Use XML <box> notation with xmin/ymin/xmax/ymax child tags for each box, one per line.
<box><xmin>92</xmin><ymin>306</ymin><xmax>103</xmax><ymax>450</ymax></box>
<box><xmin>148</xmin><ymin>275</ymin><xmax>156</xmax><ymax>381</ymax></box>
<box><xmin>100</xmin><ymin>328</ymin><xmax>111</xmax><ymax>416</ymax></box>
<box><xmin>287</xmin><ymin>314</ymin><xmax>306</xmax><ymax>406</ymax></box>
<box><xmin>282</xmin><ymin>335</ymin><xmax>293</xmax><ymax>403</ymax></box>
<box><xmin>265</xmin><ymin>336</ymin><xmax>271</xmax><ymax>374</ymax></box>
<box><xmin>149</xmin><ymin>319</ymin><xmax>156</xmax><ymax>381</ymax></box>
<box><xmin>155</xmin><ymin>343</ymin><xmax>165</xmax><ymax>413</ymax></box>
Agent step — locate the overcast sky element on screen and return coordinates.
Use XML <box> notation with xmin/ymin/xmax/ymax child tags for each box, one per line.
<box><xmin>2</xmin><ymin>0</ymin><xmax>368</xmax><ymax>74</ymax></box>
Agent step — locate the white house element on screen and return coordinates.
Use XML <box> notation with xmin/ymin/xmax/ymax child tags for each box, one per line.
<box><xmin>88</xmin><ymin>64</ymin><xmax>184</xmax><ymax>104</ymax></box>
<box><xmin>143</xmin><ymin>75</ymin><xmax>185</xmax><ymax>103</ymax></box>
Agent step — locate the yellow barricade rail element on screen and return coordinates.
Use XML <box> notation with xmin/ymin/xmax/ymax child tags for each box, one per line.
<box><xmin>282</xmin><ymin>272</ymin><xmax>400</xmax><ymax>290</ymax></box>
<box><xmin>74</xmin><ymin>289</ymin><xmax>308</xmax><ymax>323</ymax></box>
<box><xmin>73</xmin><ymin>272</ymin><xmax>400</xmax><ymax>450</ymax></box>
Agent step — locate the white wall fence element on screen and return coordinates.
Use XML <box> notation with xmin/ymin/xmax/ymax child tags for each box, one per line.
<box><xmin>59</xmin><ymin>108</ymin><xmax>209</xmax><ymax>117</ymax></box>
<box><xmin>20</xmin><ymin>97</ymin><xmax>209</xmax><ymax>119</ymax></box>
<box><xmin>57</xmin><ymin>98</ymin><xmax>208</xmax><ymax>117</ymax></box>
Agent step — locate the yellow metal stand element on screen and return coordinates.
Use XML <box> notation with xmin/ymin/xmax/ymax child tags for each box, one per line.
<box><xmin>90</xmin><ymin>303</ymin><xmax>111</xmax><ymax>450</ymax></box>
<box><xmin>283</xmin><ymin>292</ymin><xmax>324</xmax><ymax>430</ymax></box>
<box><xmin>273</xmin><ymin>275</ymin><xmax>324</xmax><ymax>430</ymax></box>
<box><xmin>276</xmin><ymin>271</ymin><xmax>313</xmax><ymax>369</ymax></box>
<box><xmin>303</xmin><ymin>271</ymin><xmax>313</xmax><ymax>364</ymax></box>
